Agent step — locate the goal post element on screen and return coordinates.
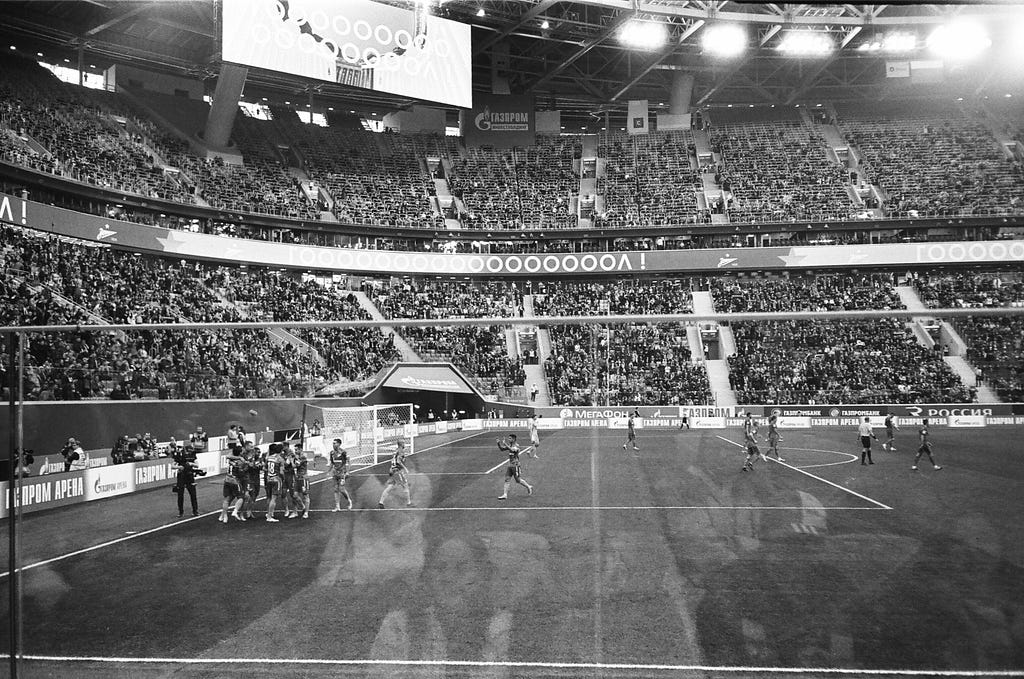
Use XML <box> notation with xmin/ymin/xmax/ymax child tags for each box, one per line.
<box><xmin>302</xmin><ymin>403</ymin><xmax>415</xmax><ymax>466</ymax></box>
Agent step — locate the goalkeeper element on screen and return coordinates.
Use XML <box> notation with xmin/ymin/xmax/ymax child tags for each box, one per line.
<box><xmin>497</xmin><ymin>434</ymin><xmax>533</xmax><ymax>500</ymax></box>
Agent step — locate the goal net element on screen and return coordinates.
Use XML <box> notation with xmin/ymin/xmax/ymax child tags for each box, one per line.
<box><xmin>302</xmin><ymin>403</ymin><xmax>415</xmax><ymax>466</ymax></box>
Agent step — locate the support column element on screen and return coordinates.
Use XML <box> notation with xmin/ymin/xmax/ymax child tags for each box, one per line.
<box><xmin>202</xmin><ymin>63</ymin><xmax>248</xmax><ymax>150</ymax></box>
<box><xmin>669</xmin><ymin>72</ymin><xmax>695</xmax><ymax>115</ymax></box>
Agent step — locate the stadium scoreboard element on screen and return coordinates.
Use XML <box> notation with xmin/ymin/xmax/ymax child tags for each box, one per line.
<box><xmin>223</xmin><ymin>0</ymin><xmax>472</xmax><ymax>109</ymax></box>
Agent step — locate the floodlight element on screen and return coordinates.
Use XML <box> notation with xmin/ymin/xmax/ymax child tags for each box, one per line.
<box><xmin>927</xmin><ymin>20</ymin><xmax>990</xmax><ymax>61</ymax></box>
<box><xmin>882</xmin><ymin>32</ymin><xmax>916</xmax><ymax>53</ymax></box>
<box><xmin>619</xmin><ymin>19</ymin><xmax>668</xmax><ymax>50</ymax></box>
<box><xmin>777</xmin><ymin>31</ymin><xmax>833</xmax><ymax>55</ymax></box>
<box><xmin>702</xmin><ymin>23</ymin><xmax>746</xmax><ymax>57</ymax></box>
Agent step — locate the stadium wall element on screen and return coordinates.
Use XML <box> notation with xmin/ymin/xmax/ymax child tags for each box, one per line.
<box><xmin>1</xmin><ymin>397</ymin><xmax>360</xmax><ymax>462</ymax></box>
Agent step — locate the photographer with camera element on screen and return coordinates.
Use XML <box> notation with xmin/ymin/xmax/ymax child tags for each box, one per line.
<box><xmin>172</xmin><ymin>444</ymin><xmax>206</xmax><ymax>517</ymax></box>
<box><xmin>61</xmin><ymin>437</ymin><xmax>84</xmax><ymax>472</ymax></box>
<box><xmin>14</xmin><ymin>448</ymin><xmax>34</xmax><ymax>478</ymax></box>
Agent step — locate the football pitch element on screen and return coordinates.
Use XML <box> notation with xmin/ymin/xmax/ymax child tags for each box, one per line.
<box><xmin>2</xmin><ymin>426</ymin><xmax>1023</xmax><ymax>679</ymax></box>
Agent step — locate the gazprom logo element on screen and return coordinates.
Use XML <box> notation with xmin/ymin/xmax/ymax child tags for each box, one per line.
<box><xmin>474</xmin><ymin>106</ymin><xmax>491</xmax><ymax>131</ymax></box>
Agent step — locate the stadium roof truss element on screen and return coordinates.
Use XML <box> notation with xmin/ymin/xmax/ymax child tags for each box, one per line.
<box><xmin>0</xmin><ymin>1</ymin><xmax>1021</xmax><ymax>119</ymax></box>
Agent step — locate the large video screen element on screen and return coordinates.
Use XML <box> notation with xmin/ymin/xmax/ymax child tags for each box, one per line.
<box><xmin>223</xmin><ymin>0</ymin><xmax>472</xmax><ymax>108</ymax></box>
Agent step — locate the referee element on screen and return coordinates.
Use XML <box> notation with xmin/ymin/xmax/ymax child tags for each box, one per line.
<box><xmin>858</xmin><ymin>417</ymin><xmax>878</xmax><ymax>466</ymax></box>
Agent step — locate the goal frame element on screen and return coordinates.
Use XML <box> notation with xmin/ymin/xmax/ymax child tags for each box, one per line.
<box><xmin>301</xmin><ymin>402</ymin><xmax>415</xmax><ymax>466</ymax></box>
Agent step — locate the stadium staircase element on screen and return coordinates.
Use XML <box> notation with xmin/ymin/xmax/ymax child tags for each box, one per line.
<box><xmin>348</xmin><ymin>290</ymin><xmax>421</xmax><ymax>363</ymax></box>
<box><xmin>578</xmin><ymin>135</ymin><xmax>600</xmax><ymax>227</ymax></box>
<box><xmin>895</xmin><ymin>285</ymin><xmax>1000</xmax><ymax>402</ymax></box>
<box><xmin>691</xmin><ymin>291</ymin><xmax>737</xmax><ymax>407</ymax></box>
<box><xmin>521</xmin><ymin>294</ymin><xmax>552</xmax><ymax>407</ymax></box>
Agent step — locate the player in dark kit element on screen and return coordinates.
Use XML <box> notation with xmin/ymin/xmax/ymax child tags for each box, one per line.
<box><xmin>912</xmin><ymin>418</ymin><xmax>943</xmax><ymax>471</ymax></box>
<box><xmin>622</xmin><ymin>410</ymin><xmax>640</xmax><ymax>451</ymax></box>
<box><xmin>497</xmin><ymin>434</ymin><xmax>533</xmax><ymax>499</ymax></box>
<box><xmin>219</xmin><ymin>452</ymin><xmax>247</xmax><ymax>523</ymax></box>
<box><xmin>292</xmin><ymin>446</ymin><xmax>310</xmax><ymax>519</ymax></box>
<box><xmin>883</xmin><ymin>414</ymin><xmax>899</xmax><ymax>451</ymax></box>
<box><xmin>741</xmin><ymin>413</ymin><xmax>762</xmax><ymax>471</ymax></box>
<box><xmin>378</xmin><ymin>440</ymin><xmax>412</xmax><ymax>508</ymax></box>
<box><xmin>329</xmin><ymin>439</ymin><xmax>353</xmax><ymax>511</ymax></box>
<box><xmin>242</xmin><ymin>442</ymin><xmax>263</xmax><ymax>519</ymax></box>
<box><xmin>766</xmin><ymin>414</ymin><xmax>784</xmax><ymax>461</ymax></box>
<box><xmin>282</xmin><ymin>448</ymin><xmax>298</xmax><ymax>519</ymax></box>
<box><xmin>264</xmin><ymin>443</ymin><xmax>286</xmax><ymax>522</ymax></box>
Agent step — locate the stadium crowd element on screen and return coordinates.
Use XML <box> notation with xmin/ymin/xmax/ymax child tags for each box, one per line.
<box><xmin>912</xmin><ymin>270</ymin><xmax>1024</xmax><ymax>402</ymax></box>
<box><xmin>4</xmin><ymin>51</ymin><xmax>1024</xmax><ymax>237</ymax></box>
<box><xmin>534</xmin><ymin>279</ymin><xmax>711</xmax><ymax>406</ymax></box>
<box><xmin>0</xmin><ymin>223</ymin><xmax>397</xmax><ymax>400</ymax></box>
<box><xmin>363</xmin><ymin>278</ymin><xmax>526</xmax><ymax>398</ymax></box>
<box><xmin>711</xmin><ymin>272</ymin><xmax>902</xmax><ymax>312</ymax></box>
<box><xmin>839</xmin><ymin>106</ymin><xmax>1024</xmax><ymax>218</ymax></box>
<box><xmin>710</xmin><ymin>120</ymin><xmax>855</xmax><ymax>223</ymax></box>
<box><xmin>727</xmin><ymin>319</ymin><xmax>973</xmax><ymax>404</ymax></box>
<box><xmin>712</xmin><ymin>275</ymin><xmax>971</xmax><ymax>403</ymax></box>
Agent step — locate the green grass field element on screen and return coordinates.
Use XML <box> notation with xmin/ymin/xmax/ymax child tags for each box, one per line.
<box><xmin>2</xmin><ymin>425</ymin><xmax>1023</xmax><ymax>679</ymax></box>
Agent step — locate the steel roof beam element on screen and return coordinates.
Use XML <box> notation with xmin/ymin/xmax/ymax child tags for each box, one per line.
<box><xmin>475</xmin><ymin>0</ymin><xmax>560</xmax><ymax>55</ymax></box>
<box><xmin>568</xmin><ymin>0</ymin><xmax>1019</xmax><ymax>26</ymax></box>
<box><xmin>696</xmin><ymin>24</ymin><xmax>780</xmax><ymax>106</ymax></box>
<box><xmin>610</xmin><ymin>20</ymin><xmax>705</xmax><ymax>101</ymax></box>
<box><xmin>83</xmin><ymin>3</ymin><xmax>151</xmax><ymax>37</ymax></box>
<box><xmin>529</xmin><ymin>11</ymin><xmax>635</xmax><ymax>91</ymax></box>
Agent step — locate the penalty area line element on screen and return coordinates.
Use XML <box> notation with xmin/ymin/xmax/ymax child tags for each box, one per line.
<box><xmin>4</xmin><ymin>655</ymin><xmax>1023</xmax><ymax>677</ymax></box>
<box><xmin>716</xmin><ymin>435</ymin><xmax>892</xmax><ymax>511</ymax></box>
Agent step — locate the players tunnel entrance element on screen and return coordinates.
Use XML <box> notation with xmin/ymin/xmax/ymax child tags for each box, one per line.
<box><xmin>361</xmin><ymin>362</ymin><xmax>491</xmax><ymax>422</ymax></box>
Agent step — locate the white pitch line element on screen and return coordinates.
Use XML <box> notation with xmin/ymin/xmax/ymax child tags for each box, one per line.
<box><xmin>355</xmin><ymin>472</ymin><xmax>492</xmax><ymax>476</ymax></box>
<box><xmin>4</xmin><ymin>655</ymin><xmax>1022</xmax><ymax>677</ymax></box>
<box><xmin>304</xmin><ymin>505</ymin><xmax>887</xmax><ymax>513</ymax></box>
<box><xmin>0</xmin><ymin>430</ymin><xmax>491</xmax><ymax>579</ymax></box>
<box><xmin>484</xmin><ymin>459</ymin><xmax>507</xmax><ymax>474</ymax></box>
<box><xmin>716</xmin><ymin>435</ymin><xmax>893</xmax><ymax>510</ymax></box>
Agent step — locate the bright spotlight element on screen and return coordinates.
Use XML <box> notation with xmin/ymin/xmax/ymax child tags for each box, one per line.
<box><xmin>702</xmin><ymin>24</ymin><xmax>746</xmax><ymax>57</ymax></box>
<box><xmin>777</xmin><ymin>31</ymin><xmax>833</xmax><ymax>55</ymax></box>
<box><xmin>619</xmin><ymin>19</ymin><xmax>668</xmax><ymax>50</ymax></box>
<box><xmin>927</xmin><ymin>20</ymin><xmax>990</xmax><ymax>61</ymax></box>
<box><xmin>882</xmin><ymin>32</ymin><xmax>916</xmax><ymax>53</ymax></box>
